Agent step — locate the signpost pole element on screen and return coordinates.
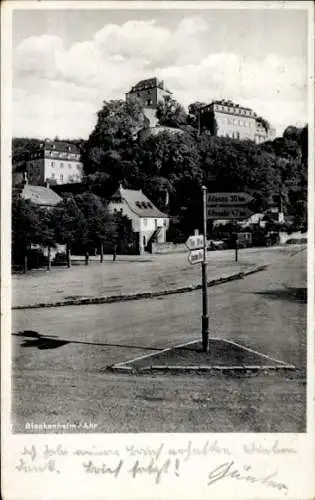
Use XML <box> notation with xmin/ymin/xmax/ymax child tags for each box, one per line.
<box><xmin>235</xmin><ymin>235</ymin><xmax>238</xmax><ymax>262</ymax></box>
<box><xmin>202</xmin><ymin>185</ymin><xmax>209</xmax><ymax>352</ymax></box>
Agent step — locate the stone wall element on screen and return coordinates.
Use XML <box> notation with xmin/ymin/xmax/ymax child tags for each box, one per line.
<box><xmin>151</xmin><ymin>242</ymin><xmax>187</xmax><ymax>254</ymax></box>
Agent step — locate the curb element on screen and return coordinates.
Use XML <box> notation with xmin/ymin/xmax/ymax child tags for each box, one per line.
<box><xmin>108</xmin><ymin>335</ymin><xmax>295</xmax><ymax>375</ymax></box>
<box><xmin>12</xmin><ymin>264</ymin><xmax>268</xmax><ymax>311</ymax></box>
<box><xmin>111</xmin><ymin>364</ymin><xmax>296</xmax><ymax>375</ymax></box>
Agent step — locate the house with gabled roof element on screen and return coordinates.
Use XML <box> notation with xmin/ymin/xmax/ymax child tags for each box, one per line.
<box><xmin>15</xmin><ymin>174</ymin><xmax>62</xmax><ymax>208</ymax></box>
<box><xmin>108</xmin><ymin>185</ymin><xmax>170</xmax><ymax>254</ymax></box>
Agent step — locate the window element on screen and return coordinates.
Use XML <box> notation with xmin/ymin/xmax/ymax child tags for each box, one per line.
<box><xmin>68</xmin><ymin>163</ymin><xmax>72</xmax><ymax>168</ymax></box>
<box><xmin>51</xmin><ymin>173</ymin><xmax>55</xmax><ymax>179</ymax></box>
<box><xmin>60</xmin><ymin>174</ymin><xmax>64</xmax><ymax>181</ymax></box>
<box><xmin>51</xmin><ymin>161</ymin><xmax>54</xmax><ymax>166</ymax></box>
<box><xmin>155</xmin><ymin>219</ymin><xmax>158</xmax><ymax>228</ymax></box>
<box><xmin>60</xmin><ymin>162</ymin><xmax>64</xmax><ymax>168</ymax></box>
<box><xmin>143</xmin><ymin>218</ymin><xmax>148</xmax><ymax>227</ymax></box>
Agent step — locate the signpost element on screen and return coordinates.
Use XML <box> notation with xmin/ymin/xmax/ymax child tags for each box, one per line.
<box><xmin>188</xmin><ymin>248</ymin><xmax>204</xmax><ymax>265</ymax></box>
<box><xmin>185</xmin><ymin>189</ymin><xmax>209</xmax><ymax>352</ymax></box>
<box><xmin>207</xmin><ymin>206</ymin><xmax>254</xmax><ymax>220</ymax></box>
<box><xmin>185</xmin><ymin>189</ymin><xmax>254</xmax><ymax>352</ymax></box>
<box><xmin>207</xmin><ymin>192</ymin><xmax>254</xmax><ymax>262</ymax></box>
<box><xmin>201</xmin><ymin>186</ymin><xmax>209</xmax><ymax>353</ymax></box>
<box><xmin>185</xmin><ymin>234</ymin><xmax>204</xmax><ymax>251</ymax></box>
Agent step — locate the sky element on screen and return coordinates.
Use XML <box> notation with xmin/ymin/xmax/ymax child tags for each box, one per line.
<box><xmin>12</xmin><ymin>6</ymin><xmax>309</xmax><ymax>139</ymax></box>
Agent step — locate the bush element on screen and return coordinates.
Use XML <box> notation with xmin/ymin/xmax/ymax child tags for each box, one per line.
<box><xmin>27</xmin><ymin>249</ymin><xmax>48</xmax><ymax>269</ymax></box>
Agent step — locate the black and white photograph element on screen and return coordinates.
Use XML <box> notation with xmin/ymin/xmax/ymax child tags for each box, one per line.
<box><xmin>2</xmin><ymin>1</ymin><xmax>314</xmax><ymax>499</ymax></box>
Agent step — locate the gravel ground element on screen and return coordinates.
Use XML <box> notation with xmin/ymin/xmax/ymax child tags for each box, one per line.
<box><xmin>11</xmin><ymin>248</ymin><xmax>307</xmax><ymax>433</ymax></box>
<box><xmin>12</xmin><ymin>245</ymin><xmax>304</xmax><ymax>308</ymax></box>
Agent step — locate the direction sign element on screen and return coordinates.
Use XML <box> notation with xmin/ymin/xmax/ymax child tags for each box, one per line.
<box><xmin>188</xmin><ymin>248</ymin><xmax>204</xmax><ymax>265</ymax></box>
<box><xmin>207</xmin><ymin>206</ymin><xmax>254</xmax><ymax>220</ymax></box>
<box><xmin>185</xmin><ymin>234</ymin><xmax>204</xmax><ymax>250</ymax></box>
<box><xmin>207</xmin><ymin>192</ymin><xmax>253</xmax><ymax>206</ymax></box>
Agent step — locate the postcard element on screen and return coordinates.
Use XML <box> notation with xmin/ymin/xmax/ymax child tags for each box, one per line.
<box><xmin>2</xmin><ymin>1</ymin><xmax>314</xmax><ymax>499</ymax></box>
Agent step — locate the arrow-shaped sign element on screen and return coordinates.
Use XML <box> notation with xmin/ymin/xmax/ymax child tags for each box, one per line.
<box><xmin>188</xmin><ymin>248</ymin><xmax>204</xmax><ymax>265</ymax></box>
<box><xmin>207</xmin><ymin>192</ymin><xmax>254</xmax><ymax>206</ymax></box>
<box><xmin>185</xmin><ymin>234</ymin><xmax>204</xmax><ymax>250</ymax></box>
<box><xmin>207</xmin><ymin>206</ymin><xmax>254</xmax><ymax>220</ymax></box>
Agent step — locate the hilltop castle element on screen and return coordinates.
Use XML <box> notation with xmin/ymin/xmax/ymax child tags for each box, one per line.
<box><xmin>125</xmin><ymin>78</ymin><xmax>275</xmax><ymax>143</ymax></box>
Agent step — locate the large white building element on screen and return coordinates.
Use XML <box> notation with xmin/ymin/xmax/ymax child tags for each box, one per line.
<box><xmin>200</xmin><ymin>100</ymin><xmax>276</xmax><ymax>143</ymax></box>
<box><xmin>108</xmin><ymin>185</ymin><xmax>170</xmax><ymax>254</ymax></box>
<box><xmin>25</xmin><ymin>140</ymin><xmax>83</xmax><ymax>186</ymax></box>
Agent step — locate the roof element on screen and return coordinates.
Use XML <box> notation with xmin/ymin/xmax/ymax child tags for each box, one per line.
<box><xmin>21</xmin><ymin>184</ymin><xmax>62</xmax><ymax>207</ymax></box>
<box><xmin>43</xmin><ymin>141</ymin><xmax>80</xmax><ymax>154</ymax></box>
<box><xmin>110</xmin><ymin>185</ymin><xmax>168</xmax><ymax>218</ymax></box>
<box><xmin>128</xmin><ymin>77</ymin><xmax>171</xmax><ymax>94</ymax></box>
<box><xmin>129</xmin><ymin>77</ymin><xmax>161</xmax><ymax>92</ymax></box>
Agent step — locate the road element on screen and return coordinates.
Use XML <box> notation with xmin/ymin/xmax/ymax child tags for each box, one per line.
<box><xmin>12</xmin><ymin>248</ymin><xmax>306</xmax><ymax>432</ymax></box>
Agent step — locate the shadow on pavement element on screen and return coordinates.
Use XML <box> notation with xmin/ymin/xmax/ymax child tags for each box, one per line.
<box><xmin>255</xmin><ymin>287</ymin><xmax>307</xmax><ymax>303</ymax></box>
<box><xmin>13</xmin><ymin>331</ymin><xmax>69</xmax><ymax>349</ymax></box>
<box><xmin>12</xmin><ymin>330</ymin><xmax>162</xmax><ymax>351</ymax></box>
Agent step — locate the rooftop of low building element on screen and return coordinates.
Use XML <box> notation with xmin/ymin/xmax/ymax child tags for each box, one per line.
<box><xmin>20</xmin><ymin>183</ymin><xmax>62</xmax><ymax>207</ymax></box>
<box><xmin>110</xmin><ymin>185</ymin><xmax>168</xmax><ymax>218</ymax></box>
<box><xmin>26</xmin><ymin>140</ymin><xmax>81</xmax><ymax>155</ymax></box>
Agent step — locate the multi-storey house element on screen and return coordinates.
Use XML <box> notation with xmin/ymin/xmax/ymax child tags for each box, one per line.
<box><xmin>108</xmin><ymin>185</ymin><xmax>170</xmax><ymax>254</ymax></box>
<box><xmin>25</xmin><ymin>140</ymin><xmax>83</xmax><ymax>186</ymax></box>
<box><xmin>199</xmin><ymin>100</ymin><xmax>276</xmax><ymax>143</ymax></box>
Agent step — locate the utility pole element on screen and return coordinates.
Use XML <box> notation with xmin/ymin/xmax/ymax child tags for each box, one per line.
<box><xmin>201</xmin><ymin>185</ymin><xmax>209</xmax><ymax>352</ymax></box>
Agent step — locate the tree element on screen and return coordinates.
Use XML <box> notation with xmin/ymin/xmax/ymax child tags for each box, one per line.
<box><xmin>12</xmin><ymin>194</ymin><xmax>56</xmax><ymax>272</ymax></box>
<box><xmin>12</xmin><ymin>138</ymin><xmax>42</xmax><ymax>164</ymax></box>
<box><xmin>53</xmin><ymin>195</ymin><xmax>88</xmax><ymax>267</ymax></box>
<box><xmin>82</xmin><ymin>99</ymin><xmax>149</xmax><ymax>196</ymax></box>
<box><xmin>74</xmin><ymin>192</ymin><xmax>115</xmax><ymax>262</ymax></box>
<box><xmin>138</xmin><ymin>130</ymin><xmax>202</xmax><ymax>219</ymax></box>
<box><xmin>156</xmin><ymin>95</ymin><xmax>188</xmax><ymax>128</ymax></box>
<box><xmin>188</xmin><ymin>101</ymin><xmax>207</xmax><ymax>130</ymax></box>
<box><xmin>283</xmin><ymin>125</ymin><xmax>301</xmax><ymax>142</ymax></box>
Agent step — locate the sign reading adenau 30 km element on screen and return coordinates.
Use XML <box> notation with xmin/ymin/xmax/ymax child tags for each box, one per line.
<box><xmin>207</xmin><ymin>192</ymin><xmax>254</xmax><ymax>206</ymax></box>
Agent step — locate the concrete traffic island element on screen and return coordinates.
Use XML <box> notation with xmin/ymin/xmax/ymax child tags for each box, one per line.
<box><xmin>109</xmin><ymin>338</ymin><xmax>296</xmax><ymax>374</ymax></box>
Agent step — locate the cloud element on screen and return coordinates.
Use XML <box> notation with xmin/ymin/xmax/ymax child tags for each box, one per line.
<box><xmin>12</xmin><ymin>17</ymin><xmax>307</xmax><ymax>138</ymax></box>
